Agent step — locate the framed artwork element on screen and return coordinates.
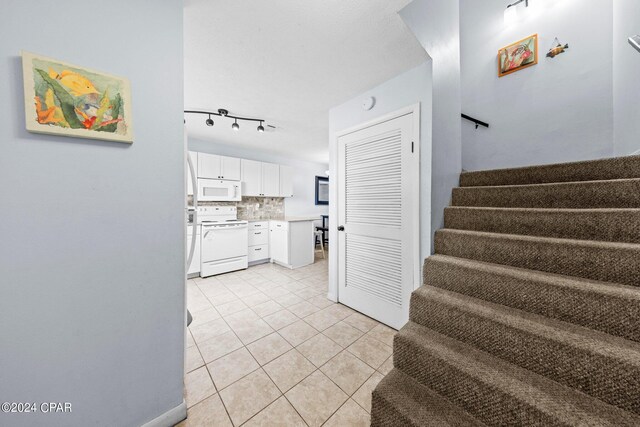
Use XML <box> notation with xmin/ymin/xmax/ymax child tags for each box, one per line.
<box><xmin>315</xmin><ymin>176</ymin><xmax>329</xmax><ymax>205</ymax></box>
<box><xmin>21</xmin><ymin>51</ymin><xmax>133</xmax><ymax>143</ymax></box>
<box><xmin>498</xmin><ymin>34</ymin><xmax>538</xmax><ymax>77</ymax></box>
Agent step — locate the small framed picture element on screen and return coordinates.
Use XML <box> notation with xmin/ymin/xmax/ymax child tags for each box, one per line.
<box><xmin>498</xmin><ymin>34</ymin><xmax>538</xmax><ymax>77</ymax></box>
<box><xmin>315</xmin><ymin>176</ymin><xmax>329</xmax><ymax>205</ymax></box>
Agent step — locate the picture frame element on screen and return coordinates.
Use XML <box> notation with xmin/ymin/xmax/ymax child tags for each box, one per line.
<box><xmin>315</xmin><ymin>176</ymin><xmax>329</xmax><ymax>205</ymax></box>
<box><xmin>498</xmin><ymin>34</ymin><xmax>538</xmax><ymax>77</ymax></box>
<box><xmin>21</xmin><ymin>51</ymin><xmax>134</xmax><ymax>143</ymax></box>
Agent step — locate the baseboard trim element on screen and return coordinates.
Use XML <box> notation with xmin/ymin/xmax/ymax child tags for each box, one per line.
<box><xmin>327</xmin><ymin>292</ymin><xmax>337</xmax><ymax>303</ymax></box>
<box><xmin>141</xmin><ymin>399</ymin><xmax>186</xmax><ymax>427</ymax></box>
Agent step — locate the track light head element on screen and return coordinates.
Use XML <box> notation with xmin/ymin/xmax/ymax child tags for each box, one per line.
<box><xmin>257</xmin><ymin>121</ymin><xmax>265</xmax><ymax>132</ymax></box>
<box><xmin>218</xmin><ymin>108</ymin><xmax>229</xmax><ymax>116</ymax></box>
<box><xmin>232</xmin><ymin>119</ymin><xmax>240</xmax><ymax>131</ymax></box>
<box><xmin>205</xmin><ymin>114</ymin><xmax>214</xmax><ymax>127</ymax></box>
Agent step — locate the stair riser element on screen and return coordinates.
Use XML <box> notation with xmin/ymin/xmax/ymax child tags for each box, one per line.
<box><xmin>444</xmin><ymin>207</ymin><xmax>640</xmax><ymax>243</ymax></box>
<box><xmin>459</xmin><ymin>155</ymin><xmax>640</xmax><ymax>187</ymax></box>
<box><xmin>410</xmin><ymin>291</ymin><xmax>640</xmax><ymax>415</ymax></box>
<box><xmin>434</xmin><ymin>230</ymin><xmax>640</xmax><ymax>287</ymax></box>
<box><xmin>371</xmin><ymin>393</ymin><xmax>417</xmax><ymax>427</ymax></box>
<box><xmin>423</xmin><ymin>257</ymin><xmax>640</xmax><ymax>342</ymax></box>
<box><xmin>452</xmin><ymin>179</ymin><xmax>640</xmax><ymax>208</ymax></box>
<box><xmin>394</xmin><ymin>333</ymin><xmax>565</xmax><ymax>426</ymax></box>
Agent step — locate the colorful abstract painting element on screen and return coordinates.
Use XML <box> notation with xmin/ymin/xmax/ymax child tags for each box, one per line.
<box><xmin>498</xmin><ymin>34</ymin><xmax>538</xmax><ymax>77</ymax></box>
<box><xmin>22</xmin><ymin>51</ymin><xmax>133</xmax><ymax>143</ymax></box>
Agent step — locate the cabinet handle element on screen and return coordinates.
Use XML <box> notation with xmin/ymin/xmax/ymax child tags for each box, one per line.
<box><xmin>337</xmin><ymin>226</ymin><xmax>345</xmax><ymax>231</ymax></box>
<box><xmin>255</xmin><ymin>248</ymin><xmax>262</xmax><ymax>251</ymax></box>
<box><xmin>255</xmin><ymin>232</ymin><xmax>262</xmax><ymax>235</ymax></box>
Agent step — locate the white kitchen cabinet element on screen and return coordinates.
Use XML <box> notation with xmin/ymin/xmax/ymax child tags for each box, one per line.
<box><xmin>187</xmin><ymin>151</ymin><xmax>198</xmax><ymax>196</ymax></box>
<box><xmin>241</xmin><ymin>159</ymin><xmax>263</xmax><ymax>196</ymax></box>
<box><xmin>262</xmin><ymin>162</ymin><xmax>280</xmax><ymax>197</ymax></box>
<box><xmin>198</xmin><ymin>153</ymin><xmax>240</xmax><ymax>180</ymax></box>
<box><xmin>279</xmin><ymin>165</ymin><xmax>294</xmax><ymax>198</ymax></box>
<box><xmin>269</xmin><ymin>220</ymin><xmax>314</xmax><ymax>269</ymax></box>
<box><xmin>186</xmin><ymin>224</ymin><xmax>201</xmax><ymax>277</ymax></box>
<box><xmin>248</xmin><ymin>221</ymin><xmax>270</xmax><ymax>264</ymax></box>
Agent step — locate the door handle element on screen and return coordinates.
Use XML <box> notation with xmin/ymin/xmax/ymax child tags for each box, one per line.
<box><xmin>337</xmin><ymin>226</ymin><xmax>345</xmax><ymax>231</ymax></box>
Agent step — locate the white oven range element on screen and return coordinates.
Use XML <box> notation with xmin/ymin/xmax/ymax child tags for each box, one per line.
<box><xmin>198</xmin><ymin>206</ymin><xmax>248</xmax><ymax>277</ymax></box>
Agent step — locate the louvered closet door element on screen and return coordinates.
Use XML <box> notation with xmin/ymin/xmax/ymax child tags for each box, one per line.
<box><xmin>337</xmin><ymin>112</ymin><xmax>415</xmax><ymax>329</ymax></box>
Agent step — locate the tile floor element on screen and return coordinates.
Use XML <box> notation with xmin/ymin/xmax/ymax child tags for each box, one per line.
<box><xmin>179</xmin><ymin>255</ymin><xmax>396</xmax><ymax>427</ymax></box>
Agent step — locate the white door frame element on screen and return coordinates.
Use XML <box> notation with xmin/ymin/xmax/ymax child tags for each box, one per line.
<box><xmin>330</xmin><ymin>103</ymin><xmax>421</xmax><ymax>307</ymax></box>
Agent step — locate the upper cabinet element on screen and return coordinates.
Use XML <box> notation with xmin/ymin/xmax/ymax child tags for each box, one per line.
<box><xmin>262</xmin><ymin>162</ymin><xmax>280</xmax><ymax>197</ymax></box>
<box><xmin>279</xmin><ymin>165</ymin><xmax>293</xmax><ymax>198</ymax></box>
<box><xmin>198</xmin><ymin>153</ymin><xmax>241</xmax><ymax>181</ymax></box>
<box><xmin>241</xmin><ymin>160</ymin><xmax>281</xmax><ymax>197</ymax></box>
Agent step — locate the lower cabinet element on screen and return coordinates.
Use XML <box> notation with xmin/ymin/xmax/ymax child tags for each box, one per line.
<box><xmin>248</xmin><ymin>221</ymin><xmax>270</xmax><ymax>264</ymax></box>
<box><xmin>269</xmin><ymin>220</ymin><xmax>314</xmax><ymax>269</ymax></box>
<box><xmin>187</xmin><ymin>224</ymin><xmax>201</xmax><ymax>276</ymax></box>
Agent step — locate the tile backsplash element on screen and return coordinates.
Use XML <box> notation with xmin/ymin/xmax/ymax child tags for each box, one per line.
<box><xmin>189</xmin><ymin>196</ymin><xmax>284</xmax><ymax>220</ymax></box>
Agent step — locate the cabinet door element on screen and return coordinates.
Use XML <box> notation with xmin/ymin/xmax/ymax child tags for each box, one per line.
<box><xmin>197</xmin><ymin>153</ymin><xmax>222</xmax><ymax>179</ymax></box>
<box><xmin>187</xmin><ymin>151</ymin><xmax>198</xmax><ymax>196</ymax></box>
<box><xmin>221</xmin><ymin>156</ymin><xmax>241</xmax><ymax>181</ymax></box>
<box><xmin>269</xmin><ymin>222</ymin><xmax>288</xmax><ymax>264</ymax></box>
<box><xmin>262</xmin><ymin>162</ymin><xmax>280</xmax><ymax>197</ymax></box>
<box><xmin>241</xmin><ymin>159</ymin><xmax>263</xmax><ymax>196</ymax></box>
<box><xmin>279</xmin><ymin>165</ymin><xmax>294</xmax><ymax>198</ymax></box>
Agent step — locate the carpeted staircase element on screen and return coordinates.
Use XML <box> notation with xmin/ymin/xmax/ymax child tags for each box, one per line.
<box><xmin>371</xmin><ymin>155</ymin><xmax>640</xmax><ymax>426</ymax></box>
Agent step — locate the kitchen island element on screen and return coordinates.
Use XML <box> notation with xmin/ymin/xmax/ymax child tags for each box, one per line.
<box><xmin>267</xmin><ymin>218</ymin><xmax>317</xmax><ymax>269</ymax></box>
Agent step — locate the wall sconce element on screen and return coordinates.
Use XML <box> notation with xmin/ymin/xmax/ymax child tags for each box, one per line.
<box><xmin>504</xmin><ymin>0</ymin><xmax>529</xmax><ymax>26</ymax></box>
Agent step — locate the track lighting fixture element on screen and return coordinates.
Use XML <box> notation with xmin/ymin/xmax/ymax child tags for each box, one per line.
<box><xmin>184</xmin><ymin>109</ymin><xmax>269</xmax><ymax>134</ymax></box>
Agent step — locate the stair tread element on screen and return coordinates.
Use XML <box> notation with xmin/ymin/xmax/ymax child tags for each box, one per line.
<box><xmin>397</xmin><ymin>321</ymin><xmax>640</xmax><ymax>426</ymax></box>
<box><xmin>372</xmin><ymin>368</ymin><xmax>486</xmax><ymax>427</ymax></box>
<box><xmin>459</xmin><ymin>155</ymin><xmax>640</xmax><ymax>187</ymax></box>
<box><xmin>413</xmin><ymin>285</ymin><xmax>640</xmax><ymax>364</ymax></box>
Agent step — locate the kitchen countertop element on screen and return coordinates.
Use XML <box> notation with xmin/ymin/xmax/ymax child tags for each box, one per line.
<box><xmin>246</xmin><ymin>217</ymin><xmax>319</xmax><ymax>223</ymax></box>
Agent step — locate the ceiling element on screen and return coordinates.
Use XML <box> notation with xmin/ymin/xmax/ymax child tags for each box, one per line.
<box><xmin>184</xmin><ymin>0</ymin><xmax>427</xmax><ymax>164</ymax></box>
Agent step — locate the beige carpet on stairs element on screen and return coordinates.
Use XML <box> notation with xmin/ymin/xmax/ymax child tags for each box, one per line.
<box><xmin>371</xmin><ymin>155</ymin><xmax>640</xmax><ymax>427</ymax></box>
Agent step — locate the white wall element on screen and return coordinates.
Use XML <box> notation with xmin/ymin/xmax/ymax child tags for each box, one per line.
<box><xmin>188</xmin><ymin>138</ymin><xmax>329</xmax><ymax>219</ymax></box>
<box><xmin>400</xmin><ymin>0</ymin><xmax>462</xmax><ymax>248</ymax></box>
<box><xmin>460</xmin><ymin>0</ymin><xmax>614</xmax><ymax>171</ymax></box>
<box><xmin>328</xmin><ymin>61</ymin><xmax>433</xmax><ymax>301</ymax></box>
<box><xmin>0</xmin><ymin>1</ymin><xmax>185</xmax><ymax>426</ymax></box>
<box><xmin>613</xmin><ymin>0</ymin><xmax>640</xmax><ymax>156</ymax></box>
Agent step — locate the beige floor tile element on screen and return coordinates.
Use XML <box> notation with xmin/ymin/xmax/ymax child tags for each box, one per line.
<box><xmin>252</xmin><ymin>300</ymin><xmax>284</xmax><ymax>317</ymax></box>
<box><xmin>227</xmin><ymin>283</ymin><xmax>260</xmax><ymax>298</ymax></box>
<box><xmin>243</xmin><ymin>396</ymin><xmax>306</xmax><ymax>427</ymax></box>
<box><xmin>272</xmin><ymin>292</ymin><xmax>304</xmax><ymax>307</ymax></box>
<box><xmin>352</xmin><ymin>371</ymin><xmax>384</xmax><ymax>413</ymax></box>
<box><xmin>323</xmin><ymin>304</ymin><xmax>355</xmax><ymax>320</ymax></box>
<box><xmin>177</xmin><ymin>394</ymin><xmax>232</xmax><ymax>427</ymax></box>
<box><xmin>320</xmin><ymin>351</ymin><xmax>374</xmax><ymax>395</ymax></box>
<box><xmin>343</xmin><ymin>312</ymin><xmax>379</xmax><ymax>332</ymax></box>
<box><xmin>215</xmin><ymin>299</ymin><xmax>249</xmax><ymax>317</ymax></box>
<box><xmin>304</xmin><ymin>310</ymin><xmax>341</xmax><ymax>331</ymax></box>
<box><xmin>189</xmin><ymin>307</ymin><xmax>221</xmax><ymax>327</ymax></box>
<box><xmin>323</xmin><ymin>399</ymin><xmax>371</xmax><ymax>427</ymax></box>
<box><xmin>366</xmin><ymin>324</ymin><xmax>397</xmax><ymax>347</ymax></box>
<box><xmin>348</xmin><ymin>335</ymin><xmax>393</xmax><ymax>369</ymax></box>
<box><xmin>279</xmin><ymin>280</ymin><xmax>308</xmax><ymax>293</ymax></box>
<box><xmin>198</xmin><ymin>330</ymin><xmax>244</xmax><ymax>363</ymax></box>
<box><xmin>278</xmin><ymin>320</ymin><xmax>319</xmax><ymax>346</ymax></box>
<box><xmin>296</xmin><ymin>333</ymin><xmax>342</xmax><ymax>367</ymax></box>
<box><xmin>187</xmin><ymin>293</ymin><xmax>213</xmax><ymax>314</ymax></box>
<box><xmin>295</xmin><ymin>287</ymin><xmax>323</xmax><ymax>300</ymax></box>
<box><xmin>219</xmin><ymin>369</ymin><xmax>281</xmax><ymax>426</ymax></box>
<box><xmin>224</xmin><ymin>308</ymin><xmax>260</xmax><ymax>325</ymax></box>
<box><xmin>246</xmin><ymin>332</ymin><xmax>293</xmax><ymax>365</ymax></box>
<box><xmin>263</xmin><ymin>309</ymin><xmax>299</xmax><ymax>330</ymax></box>
<box><xmin>323</xmin><ymin>321</ymin><xmax>365</xmax><ymax>348</ymax></box>
<box><xmin>207</xmin><ymin>347</ymin><xmax>260</xmax><ymax>390</ymax></box>
<box><xmin>285</xmin><ymin>370</ymin><xmax>348</xmax><ymax>427</ymax></box>
<box><xmin>185</xmin><ymin>345</ymin><xmax>205</xmax><ymax>374</ymax></box>
<box><xmin>240</xmin><ymin>291</ymin><xmax>271</xmax><ymax>307</ymax></box>
<box><xmin>208</xmin><ymin>290</ymin><xmax>239</xmax><ymax>306</ymax></box>
<box><xmin>262</xmin><ymin>286</ymin><xmax>291</xmax><ymax>298</ymax></box>
<box><xmin>184</xmin><ymin>366</ymin><xmax>216</xmax><ymax>408</ymax></box>
<box><xmin>288</xmin><ymin>300</ymin><xmax>320</xmax><ymax>318</ymax></box>
<box><xmin>186</xmin><ymin>329</ymin><xmax>196</xmax><ymax>348</ymax></box>
<box><xmin>229</xmin><ymin>318</ymin><xmax>274</xmax><ymax>345</ymax></box>
<box><xmin>263</xmin><ymin>349</ymin><xmax>316</xmax><ymax>393</ymax></box>
<box><xmin>189</xmin><ymin>318</ymin><xmax>231</xmax><ymax>344</ymax></box>
<box><xmin>307</xmin><ymin>294</ymin><xmax>334</xmax><ymax>309</ymax></box>
<box><xmin>378</xmin><ymin>356</ymin><xmax>393</xmax><ymax>375</ymax></box>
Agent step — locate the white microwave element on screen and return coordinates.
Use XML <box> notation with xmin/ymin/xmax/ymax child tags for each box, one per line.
<box><xmin>197</xmin><ymin>179</ymin><xmax>241</xmax><ymax>201</ymax></box>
